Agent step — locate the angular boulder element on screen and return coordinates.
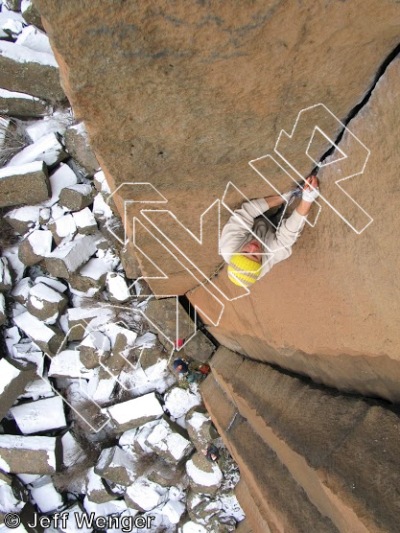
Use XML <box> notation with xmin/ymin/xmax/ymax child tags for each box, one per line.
<box><xmin>0</xmin><ymin>161</ymin><xmax>49</xmax><ymax>208</ymax></box>
<box><xmin>7</xmin><ymin>132</ymin><xmax>67</xmax><ymax>168</ymax></box>
<box><xmin>4</xmin><ymin>205</ymin><xmax>41</xmax><ymax>235</ymax></box>
<box><xmin>0</xmin><ymin>88</ymin><xmax>49</xmax><ymax>118</ymax></box>
<box><xmin>45</xmin><ymin>235</ymin><xmax>97</xmax><ymax>279</ymax></box>
<box><xmin>64</xmin><ymin>122</ymin><xmax>99</xmax><ymax>176</ymax></box>
<box><xmin>59</xmin><ymin>183</ymin><xmax>95</xmax><ymax>211</ymax></box>
<box><xmin>18</xmin><ymin>229</ymin><xmax>53</xmax><ymax>266</ymax></box>
<box><xmin>186</xmin><ymin>452</ymin><xmax>223</xmax><ymax>495</ymax></box>
<box><xmin>0</xmin><ymin>41</ymin><xmax>64</xmax><ymax>101</ymax></box>
<box><xmin>0</xmin><ymin>435</ymin><xmax>58</xmax><ymax>474</ymax></box>
<box><xmin>13</xmin><ymin>310</ymin><xmax>65</xmax><ymax>355</ymax></box>
<box><xmin>94</xmin><ymin>446</ymin><xmax>138</xmax><ymax>486</ymax></box>
<box><xmin>10</xmin><ymin>395</ymin><xmax>67</xmax><ymax>434</ymax></box>
<box><xmin>27</xmin><ymin>281</ymin><xmax>68</xmax><ymax>324</ymax></box>
<box><xmin>0</xmin><ymin>357</ymin><xmax>36</xmax><ymax>420</ymax></box>
<box><xmin>105</xmin><ymin>392</ymin><xmax>164</xmax><ymax>432</ymax></box>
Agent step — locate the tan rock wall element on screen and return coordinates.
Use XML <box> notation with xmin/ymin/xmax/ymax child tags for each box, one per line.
<box><xmin>33</xmin><ymin>0</ymin><xmax>400</xmax><ymax>399</ymax></box>
<box><xmin>202</xmin><ymin>348</ymin><xmax>400</xmax><ymax>532</ymax></box>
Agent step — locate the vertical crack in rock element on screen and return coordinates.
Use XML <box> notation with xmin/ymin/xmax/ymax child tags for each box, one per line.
<box><xmin>319</xmin><ymin>42</ymin><xmax>400</xmax><ymax>165</ymax></box>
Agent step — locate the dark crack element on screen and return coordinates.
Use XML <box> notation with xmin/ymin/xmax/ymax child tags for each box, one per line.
<box><xmin>317</xmin><ymin>41</ymin><xmax>400</xmax><ymax>168</ymax></box>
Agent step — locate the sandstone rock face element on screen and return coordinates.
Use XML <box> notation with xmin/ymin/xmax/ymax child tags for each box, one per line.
<box><xmin>34</xmin><ymin>0</ymin><xmax>400</xmax><ymax>400</ymax></box>
<box><xmin>202</xmin><ymin>348</ymin><xmax>400</xmax><ymax>533</ymax></box>
<box><xmin>190</xmin><ymin>57</ymin><xmax>400</xmax><ymax>402</ymax></box>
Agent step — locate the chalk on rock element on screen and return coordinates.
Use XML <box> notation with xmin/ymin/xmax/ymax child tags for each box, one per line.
<box><xmin>72</xmin><ymin>207</ymin><xmax>97</xmax><ymax>235</ymax></box>
<box><xmin>0</xmin><ymin>257</ymin><xmax>12</xmax><ymax>291</ymax></box>
<box><xmin>79</xmin><ymin>330</ymin><xmax>110</xmax><ymax>370</ymax></box>
<box><xmin>145</xmin><ymin>418</ymin><xmax>194</xmax><ymax>464</ymax></box>
<box><xmin>0</xmin><ymin>161</ymin><xmax>49</xmax><ymax>208</ymax></box>
<box><xmin>0</xmin><ymin>41</ymin><xmax>63</xmax><ymax>100</ymax></box>
<box><xmin>105</xmin><ymin>272</ymin><xmax>131</xmax><ymax>303</ymax></box>
<box><xmin>30</xmin><ymin>476</ymin><xmax>64</xmax><ymax>513</ymax></box>
<box><xmin>10</xmin><ymin>395</ymin><xmax>67</xmax><ymax>434</ymax></box>
<box><xmin>64</xmin><ymin>122</ymin><xmax>99</xmax><ymax>176</ymax></box>
<box><xmin>125</xmin><ymin>476</ymin><xmax>168</xmax><ymax>512</ymax></box>
<box><xmin>0</xmin><ymin>357</ymin><xmax>36</xmax><ymax>420</ymax></box>
<box><xmin>48</xmin><ymin>213</ymin><xmax>77</xmax><ymax>245</ymax></box>
<box><xmin>4</xmin><ymin>205</ymin><xmax>41</xmax><ymax>235</ymax></box>
<box><xmin>26</xmin><ymin>281</ymin><xmax>68</xmax><ymax>324</ymax></box>
<box><xmin>105</xmin><ymin>392</ymin><xmax>164</xmax><ymax>432</ymax></box>
<box><xmin>7</xmin><ymin>132</ymin><xmax>67</xmax><ymax>168</ymax></box>
<box><xmin>59</xmin><ymin>184</ymin><xmax>95</xmax><ymax>212</ymax></box>
<box><xmin>13</xmin><ymin>310</ymin><xmax>65</xmax><ymax>355</ymax></box>
<box><xmin>94</xmin><ymin>446</ymin><xmax>138</xmax><ymax>486</ymax></box>
<box><xmin>18</xmin><ymin>229</ymin><xmax>53</xmax><ymax>266</ymax></box>
<box><xmin>45</xmin><ymin>235</ymin><xmax>97</xmax><ymax>279</ymax></box>
<box><xmin>0</xmin><ymin>434</ymin><xmax>58</xmax><ymax>474</ymax></box>
<box><xmin>15</xmin><ymin>26</ymin><xmax>52</xmax><ymax>55</ymax></box>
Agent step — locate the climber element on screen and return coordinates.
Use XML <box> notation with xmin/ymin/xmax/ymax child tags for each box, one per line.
<box><xmin>220</xmin><ymin>175</ymin><xmax>320</xmax><ymax>287</ymax></box>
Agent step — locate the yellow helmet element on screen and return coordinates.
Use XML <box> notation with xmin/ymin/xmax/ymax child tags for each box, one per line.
<box><xmin>227</xmin><ymin>253</ymin><xmax>262</xmax><ymax>287</ymax></box>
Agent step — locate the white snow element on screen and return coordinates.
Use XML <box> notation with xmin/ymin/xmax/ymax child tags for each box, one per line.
<box><xmin>78</xmin><ymin>257</ymin><xmax>111</xmax><ymax>281</ymax></box>
<box><xmin>31</xmin><ymin>477</ymin><xmax>63</xmax><ymax>513</ymax></box>
<box><xmin>7</xmin><ymin>132</ymin><xmax>65</xmax><ymax>167</ymax></box>
<box><xmin>72</xmin><ymin>207</ymin><xmax>97</xmax><ymax>231</ymax></box>
<box><xmin>0</xmin><ymin>434</ymin><xmax>57</xmax><ymax>452</ymax></box>
<box><xmin>0</xmin><ymin>292</ymin><xmax>5</xmax><ymax>320</ymax></box>
<box><xmin>186</xmin><ymin>459</ymin><xmax>223</xmax><ymax>487</ymax></box>
<box><xmin>10</xmin><ymin>395</ymin><xmax>66</xmax><ymax>434</ymax></box>
<box><xmin>29</xmin><ymin>281</ymin><xmax>64</xmax><ymax>304</ymax></box>
<box><xmin>86</xmin><ymin>369</ymin><xmax>116</xmax><ymax>405</ymax></box>
<box><xmin>146</xmin><ymin>419</ymin><xmax>193</xmax><ymax>461</ymax></box>
<box><xmin>2</xmin><ymin>244</ymin><xmax>25</xmax><ymax>283</ymax></box>
<box><xmin>188</xmin><ymin>411</ymin><xmax>210</xmax><ymax>431</ymax></box>
<box><xmin>105</xmin><ymin>272</ymin><xmax>130</xmax><ymax>302</ymax></box>
<box><xmin>0</xmin><ymin>256</ymin><xmax>12</xmax><ymax>288</ymax></box>
<box><xmin>162</xmin><ymin>500</ymin><xmax>186</xmax><ymax>524</ymax></box>
<box><xmin>100</xmin><ymin>323</ymin><xmax>137</xmax><ymax>348</ymax></box>
<box><xmin>94</xmin><ymin>170</ymin><xmax>111</xmax><ymax>194</ymax></box>
<box><xmin>0</xmin><ymin>87</ymin><xmax>44</xmax><ymax>102</ymax></box>
<box><xmin>134</xmin><ymin>331</ymin><xmax>157</xmax><ymax>348</ymax></box>
<box><xmin>61</xmin><ymin>431</ymin><xmax>86</xmax><ymax>468</ymax></box>
<box><xmin>19</xmin><ymin>377</ymin><xmax>54</xmax><ymax>401</ymax></box>
<box><xmin>0</xmin><ymin>40</ymin><xmax>58</xmax><ymax>67</ymax></box>
<box><xmin>3</xmin><ymin>326</ymin><xmax>21</xmax><ymax>355</ymax></box>
<box><xmin>0</xmin><ymin>358</ymin><xmax>20</xmax><ymax>395</ymax></box>
<box><xmin>126</xmin><ymin>477</ymin><xmax>168</xmax><ymax>512</ymax></box>
<box><xmin>11</xmin><ymin>342</ymin><xmax>43</xmax><ymax>374</ymax></box>
<box><xmin>5</xmin><ymin>204</ymin><xmax>41</xmax><ymax>229</ymax></box>
<box><xmin>0</xmin><ymin>484</ymin><xmax>24</xmax><ymax>513</ymax></box>
<box><xmin>0</xmin><ymin>159</ymin><xmax>44</xmax><ymax>180</ymax></box>
<box><xmin>34</xmin><ymin>276</ymin><xmax>67</xmax><ymax>293</ymax></box>
<box><xmin>25</xmin><ymin>229</ymin><xmax>53</xmax><ymax>257</ymax></box>
<box><xmin>14</xmin><ymin>311</ymin><xmax>57</xmax><ymax>343</ymax></box>
<box><xmin>47</xmin><ymin>234</ymin><xmax>97</xmax><ymax>273</ymax></box>
<box><xmin>16</xmin><ymin>26</ymin><xmax>53</xmax><ymax>54</ymax></box>
<box><xmin>48</xmin><ymin>350</ymin><xmax>92</xmax><ymax>379</ymax></box>
<box><xmin>164</xmin><ymin>387</ymin><xmax>203</xmax><ymax>421</ymax></box>
<box><xmin>83</xmin><ymin>496</ymin><xmax>130</xmax><ymax>519</ymax></box>
<box><xmin>0</xmin><ymin>12</ymin><xmax>23</xmax><ymax>40</ymax></box>
<box><xmin>181</xmin><ymin>522</ymin><xmax>208</xmax><ymax>533</ymax></box>
<box><xmin>26</xmin><ymin>109</ymin><xmax>71</xmax><ymax>142</ymax></box>
<box><xmin>50</xmin><ymin>213</ymin><xmax>77</xmax><ymax>242</ymax></box>
<box><xmin>106</xmin><ymin>392</ymin><xmax>163</xmax><ymax>427</ymax></box>
<box><xmin>43</xmin><ymin>163</ymin><xmax>78</xmax><ymax>206</ymax></box>
<box><xmin>93</xmin><ymin>193</ymin><xmax>114</xmax><ymax>219</ymax></box>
